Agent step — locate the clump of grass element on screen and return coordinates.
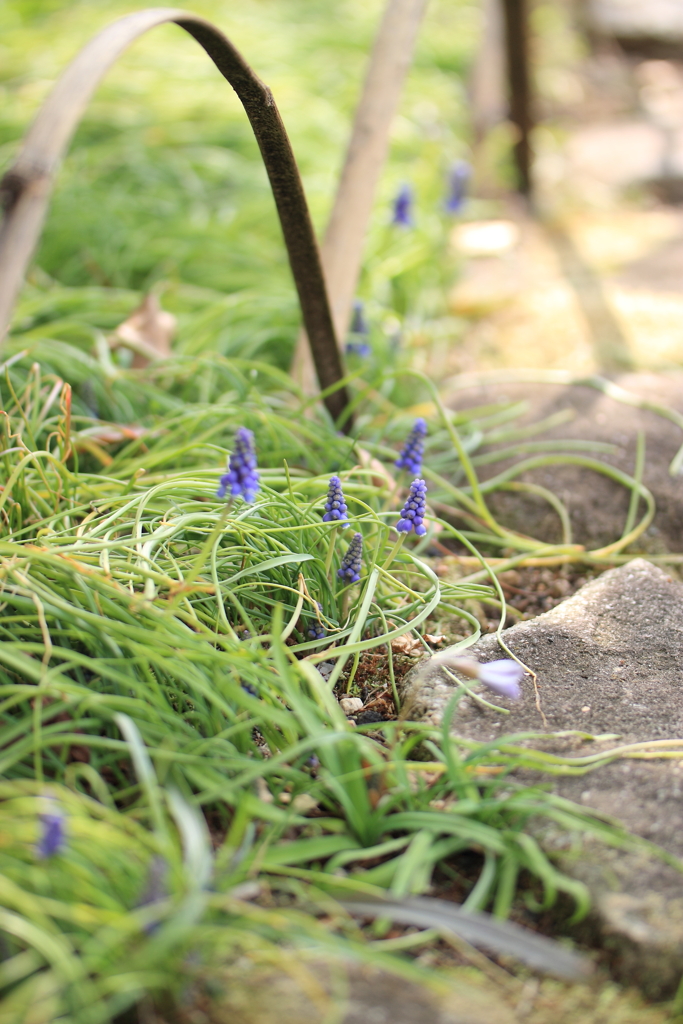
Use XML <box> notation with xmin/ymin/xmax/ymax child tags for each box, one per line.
<box><xmin>1</xmin><ymin>344</ymin><xmax>680</xmax><ymax>1020</ymax></box>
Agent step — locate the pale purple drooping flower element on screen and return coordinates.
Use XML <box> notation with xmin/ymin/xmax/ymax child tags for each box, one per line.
<box><xmin>429</xmin><ymin>654</ymin><xmax>524</xmax><ymax>702</ymax></box>
<box><xmin>477</xmin><ymin>660</ymin><xmax>524</xmax><ymax>700</ymax></box>
<box><xmin>322</xmin><ymin>476</ymin><xmax>349</xmax><ymax>527</ymax></box>
<box><xmin>218</xmin><ymin>427</ymin><xmax>259</xmax><ymax>503</ymax></box>
<box><xmin>338</xmin><ymin>532</ymin><xmax>363</xmax><ymax>584</ymax></box>
<box><xmin>396</xmin><ymin>478</ymin><xmax>428</xmax><ymax>536</ymax></box>
<box><xmin>395</xmin><ymin>418</ymin><xmax>427</xmax><ymax>475</ymax></box>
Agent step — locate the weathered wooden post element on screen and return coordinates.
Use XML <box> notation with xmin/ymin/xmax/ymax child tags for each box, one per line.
<box><xmin>501</xmin><ymin>0</ymin><xmax>533</xmax><ymax>196</ymax></box>
<box><xmin>291</xmin><ymin>0</ymin><xmax>430</xmax><ymax>394</ymax></box>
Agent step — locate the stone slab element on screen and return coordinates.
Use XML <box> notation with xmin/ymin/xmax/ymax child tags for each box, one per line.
<box><xmin>400</xmin><ymin>559</ymin><xmax>683</xmax><ymax>997</ymax></box>
<box><xmin>199</xmin><ymin>963</ymin><xmax>516</xmax><ymax>1024</ymax></box>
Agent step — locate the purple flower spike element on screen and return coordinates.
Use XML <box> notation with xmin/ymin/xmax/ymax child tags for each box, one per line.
<box><xmin>395</xmin><ymin>418</ymin><xmax>427</xmax><ymax>475</ymax></box>
<box><xmin>346</xmin><ymin>340</ymin><xmax>372</xmax><ymax>357</ymax></box>
<box><xmin>396</xmin><ymin>478</ymin><xmax>428</xmax><ymax>537</ymax></box>
<box><xmin>392</xmin><ymin>183</ymin><xmax>414</xmax><ymax>227</ymax></box>
<box><xmin>350</xmin><ymin>300</ymin><xmax>369</xmax><ymax>337</ymax></box>
<box><xmin>308</xmin><ymin>604</ymin><xmax>327</xmax><ymax>641</ymax></box>
<box><xmin>478</xmin><ymin>660</ymin><xmax>523</xmax><ymax>700</ymax></box>
<box><xmin>346</xmin><ymin>302</ymin><xmax>371</xmax><ymax>357</ymax></box>
<box><xmin>338</xmin><ymin>532</ymin><xmax>363</xmax><ymax>584</ymax></box>
<box><xmin>217</xmin><ymin>427</ymin><xmax>260</xmax><ymax>503</ymax></box>
<box><xmin>445</xmin><ymin>160</ymin><xmax>470</xmax><ymax>213</ymax></box>
<box><xmin>322</xmin><ymin>476</ymin><xmax>349</xmax><ymax>528</ymax></box>
<box><xmin>38</xmin><ymin>806</ymin><xmax>65</xmax><ymax>858</ymax></box>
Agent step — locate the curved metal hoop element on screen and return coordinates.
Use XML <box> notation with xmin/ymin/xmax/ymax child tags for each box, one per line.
<box><xmin>0</xmin><ymin>7</ymin><xmax>350</xmax><ymax>425</ymax></box>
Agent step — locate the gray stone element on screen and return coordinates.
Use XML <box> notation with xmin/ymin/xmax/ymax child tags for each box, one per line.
<box><xmin>400</xmin><ymin>559</ymin><xmax>683</xmax><ymax>997</ymax></box>
<box><xmin>202</xmin><ymin>962</ymin><xmax>516</xmax><ymax>1024</ymax></box>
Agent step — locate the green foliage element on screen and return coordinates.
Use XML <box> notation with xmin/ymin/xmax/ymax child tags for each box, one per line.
<box><xmin>0</xmin><ymin>348</ymin><xmax>676</xmax><ymax>1020</ymax></box>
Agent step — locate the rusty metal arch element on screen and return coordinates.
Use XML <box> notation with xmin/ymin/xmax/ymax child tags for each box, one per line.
<box><xmin>0</xmin><ymin>7</ymin><xmax>350</xmax><ymax>426</ymax></box>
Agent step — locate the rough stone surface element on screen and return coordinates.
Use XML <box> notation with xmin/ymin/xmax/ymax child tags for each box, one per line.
<box><xmin>400</xmin><ymin>559</ymin><xmax>683</xmax><ymax>997</ymax></box>
<box><xmin>202</xmin><ymin>963</ymin><xmax>516</xmax><ymax>1024</ymax></box>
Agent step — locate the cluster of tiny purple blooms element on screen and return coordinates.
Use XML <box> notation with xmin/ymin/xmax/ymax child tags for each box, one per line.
<box><xmin>216</xmin><ymin>419</ymin><xmax>432</xmax><ymax>640</ymax></box>
<box><xmin>391</xmin><ymin>161</ymin><xmax>470</xmax><ymax>226</ymax></box>
<box><xmin>217</xmin><ymin>426</ymin><xmax>260</xmax><ymax>503</ymax></box>
<box><xmin>211</xmin><ymin>425</ymin><xmax>523</xmax><ymax>692</ymax></box>
<box><xmin>337</xmin><ymin>532</ymin><xmax>363</xmax><ymax>584</ymax></box>
<box><xmin>396</xmin><ymin>477</ymin><xmax>427</xmax><ymax>537</ymax></box>
<box><xmin>395</xmin><ymin>417</ymin><xmax>426</xmax><ymax>474</ymax></box>
<box><xmin>322</xmin><ymin>476</ymin><xmax>348</xmax><ymax>527</ymax></box>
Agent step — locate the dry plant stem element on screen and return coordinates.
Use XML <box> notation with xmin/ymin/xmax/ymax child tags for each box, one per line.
<box><xmin>441</xmin><ymin>668</ymin><xmax>510</xmax><ymax>715</ymax></box>
<box><xmin>0</xmin><ymin>8</ymin><xmax>351</xmax><ymax>427</ymax></box>
<box><xmin>280</xmin><ymin>574</ymin><xmax>306</xmax><ymax>641</ymax></box>
<box><xmin>438</xmin><ymin>518</ymin><xmax>544</xmax><ymax>724</ymax></box>
<box><xmin>292</xmin><ymin>0</ymin><xmax>429</xmax><ymax>392</ymax></box>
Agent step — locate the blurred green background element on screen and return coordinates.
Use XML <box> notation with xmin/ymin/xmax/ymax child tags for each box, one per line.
<box><xmin>0</xmin><ymin>0</ymin><xmax>480</xmax><ymax>367</ymax></box>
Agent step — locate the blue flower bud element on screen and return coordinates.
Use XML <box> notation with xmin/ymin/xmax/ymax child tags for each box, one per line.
<box><xmin>392</xmin><ymin>183</ymin><xmax>414</xmax><ymax>227</ymax></box>
<box><xmin>38</xmin><ymin>804</ymin><xmax>65</xmax><ymax>858</ymax></box>
<box><xmin>350</xmin><ymin>300</ymin><xmax>369</xmax><ymax>337</ymax></box>
<box><xmin>395</xmin><ymin>418</ymin><xmax>427</xmax><ymax>475</ymax></box>
<box><xmin>322</xmin><ymin>476</ymin><xmax>349</xmax><ymax>528</ymax></box>
<box><xmin>396</xmin><ymin>478</ymin><xmax>428</xmax><ymax>536</ymax></box>
<box><xmin>346</xmin><ymin>301</ymin><xmax>371</xmax><ymax>357</ymax></box>
<box><xmin>338</xmin><ymin>532</ymin><xmax>363</xmax><ymax>584</ymax></box>
<box><xmin>445</xmin><ymin>160</ymin><xmax>470</xmax><ymax>213</ymax></box>
<box><xmin>308</xmin><ymin>602</ymin><xmax>327</xmax><ymax>640</ymax></box>
<box><xmin>217</xmin><ymin>427</ymin><xmax>260</xmax><ymax>503</ymax></box>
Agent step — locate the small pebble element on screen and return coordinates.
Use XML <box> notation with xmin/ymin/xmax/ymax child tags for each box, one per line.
<box><xmin>339</xmin><ymin>697</ymin><xmax>364</xmax><ymax>715</ymax></box>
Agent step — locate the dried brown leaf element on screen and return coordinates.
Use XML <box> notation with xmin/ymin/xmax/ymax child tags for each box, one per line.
<box><xmin>391</xmin><ymin>634</ymin><xmax>423</xmax><ymax>656</ymax></box>
<box><xmin>112</xmin><ymin>293</ymin><xmax>176</xmax><ymax>367</ymax></box>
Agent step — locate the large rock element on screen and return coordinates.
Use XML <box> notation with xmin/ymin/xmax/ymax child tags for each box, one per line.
<box><xmin>401</xmin><ymin>559</ymin><xmax>683</xmax><ymax>997</ymax></box>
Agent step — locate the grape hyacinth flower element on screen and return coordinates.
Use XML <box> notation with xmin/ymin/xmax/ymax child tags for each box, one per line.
<box><xmin>350</xmin><ymin>300</ymin><xmax>369</xmax><ymax>336</ymax></box>
<box><xmin>308</xmin><ymin>604</ymin><xmax>327</xmax><ymax>641</ymax></box>
<box><xmin>217</xmin><ymin>427</ymin><xmax>259</xmax><ymax>503</ymax></box>
<box><xmin>346</xmin><ymin>301</ymin><xmax>371</xmax><ymax>357</ymax></box>
<box><xmin>395</xmin><ymin>418</ymin><xmax>427</xmax><ymax>475</ymax></box>
<box><xmin>392</xmin><ymin>183</ymin><xmax>414</xmax><ymax>227</ymax></box>
<box><xmin>322</xmin><ymin>476</ymin><xmax>349</xmax><ymax>527</ymax></box>
<box><xmin>38</xmin><ymin>804</ymin><xmax>65</xmax><ymax>858</ymax></box>
<box><xmin>396</xmin><ymin>478</ymin><xmax>428</xmax><ymax>537</ymax></box>
<box><xmin>338</xmin><ymin>532</ymin><xmax>363</xmax><ymax>584</ymax></box>
<box><xmin>445</xmin><ymin>160</ymin><xmax>470</xmax><ymax>213</ymax></box>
